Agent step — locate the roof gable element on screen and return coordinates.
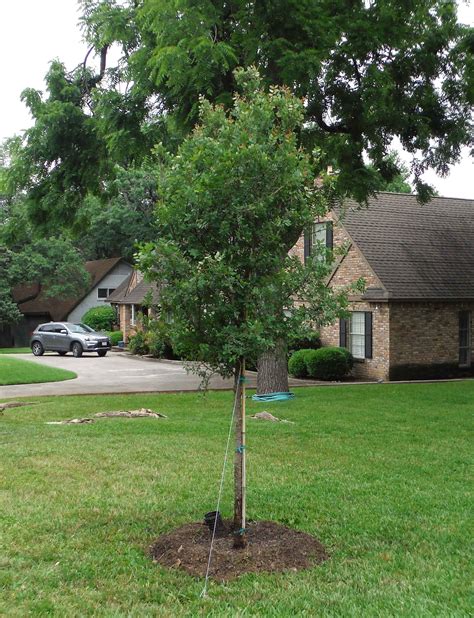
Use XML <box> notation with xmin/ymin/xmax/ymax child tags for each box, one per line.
<box><xmin>339</xmin><ymin>193</ymin><xmax>474</xmax><ymax>300</ymax></box>
<box><xmin>15</xmin><ymin>258</ymin><xmax>130</xmax><ymax>320</ymax></box>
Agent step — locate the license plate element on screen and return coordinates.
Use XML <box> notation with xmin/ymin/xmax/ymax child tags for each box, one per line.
<box><xmin>101</xmin><ymin>341</ymin><xmax>107</xmax><ymax>346</ymax></box>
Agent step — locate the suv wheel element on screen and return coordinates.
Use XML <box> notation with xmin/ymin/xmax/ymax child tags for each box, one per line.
<box><xmin>31</xmin><ymin>341</ymin><xmax>44</xmax><ymax>356</ymax></box>
<box><xmin>72</xmin><ymin>342</ymin><xmax>83</xmax><ymax>358</ymax></box>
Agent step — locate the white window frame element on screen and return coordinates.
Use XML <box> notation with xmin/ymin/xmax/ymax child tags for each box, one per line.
<box><xmin>131</xmin><ymin>304</ymin><xmax>136</xmax><ymax>326</ymax></box>
<box><xmin>349</xmin><ymin>312</ymin><xmax>366</xmax><ymax>360</ymax></box>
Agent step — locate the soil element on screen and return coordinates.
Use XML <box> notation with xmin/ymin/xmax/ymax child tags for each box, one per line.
<box><xmin>149</xmin><ymin>520</ymin><xmax>328</xmax><ymax>581</ymax></box>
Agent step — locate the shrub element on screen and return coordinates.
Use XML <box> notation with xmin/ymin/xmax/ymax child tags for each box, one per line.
<box><xmin>145</xmin><ymin>329</ymin><xmax>166</xmax><ymax>358</ymax></box>
<box><xmin>288</xmin><ymin>330</ymin><xmax>321</xmax><ymax>353</ymax></box>
<box><xmin>128</xmin><ymin>331</ymin><xmax>149</xmax><ymax>355</ymax></box>
<box><xmin>106</xmin><ymin>331</ymin><xmax>123</xmax><ymax>346</ymax></box>
<box><xmin>305</xmin><ymin>347</ymin><xmax>353</xmax><ymax>381</ymax></box>
<box><xmin>82</xmin><ymin>306</ymin><xmax>116</xmax><ymax>332</ymax></box>
<box><xmin>288</xmin><ymin>349</ymin><xmax>313</xmax><ymax>378</ymax></box>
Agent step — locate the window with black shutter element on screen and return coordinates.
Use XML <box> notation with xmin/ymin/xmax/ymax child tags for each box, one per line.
<box><xmin>364</xmin><ymin>312</ymin><xmax>373</xmax><ymax>359</ymax></box>
<box><xmin>459</xmin><ymin>311</ymin><xmax>471</xmax><ymax>367</ymax></box>
<box><xmin>305</xmin><ymin>221</ymin><xmax>333</xmax><ymax>263</ymax></box>
<box><xmin>344</xmin><ymin>311</ymin><xmax>373</xmax><ymax>359</ymax></box>
<box><xmin>339</xmin><ymin>317</ymin><xmax>348</xmax><ymax>348</ymax></box>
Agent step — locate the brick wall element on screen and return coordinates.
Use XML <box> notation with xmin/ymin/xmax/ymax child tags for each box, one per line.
<box><xmin>119</xmin><ymin>304</ymin><xmax>136</xmax><ymax>343</ymax></box>
<box><xmin>303</xmin><ymin>212</ymin><xmax>390</xmax><ymax>380</ymax></box>
<box><xmin>389</xmin><ymin>302</ymin><xmax>474</xmax><ymax>367</ymax></box>
<box><xmin>320</xmin><ymin>301</ymin><xmax>390</xmax><ymax>381</ymax></box>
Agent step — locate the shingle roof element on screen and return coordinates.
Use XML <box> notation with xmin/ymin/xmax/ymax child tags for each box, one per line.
<box><xmin>107</xmin><ymin>274</ymin><xmax>160</xmax><ymax>305</ymax></box>
<box><xmin>14</xmin><ymin>258</ymin><xmax>127</xmax><ymax>320</ymax></box>
<box><xmin>340</xmin><ymin>193</ymin><xmax>474</xmax><ymax>300</ymax></box>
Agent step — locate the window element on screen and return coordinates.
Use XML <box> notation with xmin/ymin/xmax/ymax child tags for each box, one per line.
<box><xmin>97</xmin><ymin>288</ymin><xmax>115</xmax><ymax>300</ymax></box>
<box><xmin>304</xmin><ymin>221</ymin><xmax>333</xmax><ymax>263</ymax></box>
<box><xmin>340</xmin><ymin>312</ymin><xmax>373</xmax><ymax>360</ymax></box>
<box><xmin>459</xmin><ymin>311</ymin><xmax>471</xmax><ymax>367</ymax></box>
<box><xmin>39</xmin><ymin>324</ymin><xmax>55</xmax><ymax>332</ymax></box>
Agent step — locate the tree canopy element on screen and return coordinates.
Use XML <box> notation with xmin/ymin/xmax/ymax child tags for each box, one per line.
<box><xmin>5</xmin><ymin>0</ymin><xmax>472</xmax><ymax>229</ymax></box>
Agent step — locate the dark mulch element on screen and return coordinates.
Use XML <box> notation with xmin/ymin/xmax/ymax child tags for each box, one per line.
<box><xmin>149</xmin><ymin>520</ymin><xmax>328</xmax><ymax>581</ymax></box>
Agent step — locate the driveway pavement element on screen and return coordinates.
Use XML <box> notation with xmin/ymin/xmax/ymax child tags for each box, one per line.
<box><xmin>0</xmin><ymin>351</ymin><xmax>241</xmax><ymax>398</ymax></box>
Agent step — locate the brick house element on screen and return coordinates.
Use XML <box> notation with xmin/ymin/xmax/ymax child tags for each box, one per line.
<box><xmin>107</xmin><ymin>271</ymin><xmax>160</xmax><ymax>342</ymax></box>
<box><xmin>290</xmin><ymin>192</ymin><xmax>474</xmax><ymax>381</ymax></box>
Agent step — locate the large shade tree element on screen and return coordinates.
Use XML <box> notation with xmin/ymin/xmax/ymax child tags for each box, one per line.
<box><xmin>137</xmin><ymin>68</ymin><xmax>361</xmax><ymax>543</ymax></box>
<box><xmin>0</xmin><ymin>141</ymin><xmax>90</xmax><ymax>326</ymax></box>
<box><xmin>9</xmin><ymin>0</ymin><xmax>472</xmax><ymax>219</ymax></box>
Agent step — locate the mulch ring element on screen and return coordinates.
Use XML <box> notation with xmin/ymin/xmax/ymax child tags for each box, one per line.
<box><xmin>150</xmin><ymin>520</ymin><xmax>328</xmax><ymax>581</ymax></box>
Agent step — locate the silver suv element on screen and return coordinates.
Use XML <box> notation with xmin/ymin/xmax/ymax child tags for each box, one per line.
<box><xmin>30</xmin><ymin>322</ymin><xmax>111</xmax><ymax>357</ymax></box>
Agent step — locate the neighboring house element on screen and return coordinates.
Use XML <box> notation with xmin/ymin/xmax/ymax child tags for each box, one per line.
<box><xmin>1</xmin><ymin>258</ymin><xmax>132</xmax><ymax>347</ymax></box>
<box><xmin>290</xmin><ymin>192</ymin><xmax>474</xmax><ymax>381</ymax></box>
<box><xmin>107</xmin><ymin>270</ymin><xmax>160</xmax><ymax>342</ymax></box>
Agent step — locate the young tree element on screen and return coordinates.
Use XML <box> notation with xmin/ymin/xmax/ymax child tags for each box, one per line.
<box><xmin>138</xmin><ymin>69</ymin><xmax>359</xmax><ymax>544</ymax></box>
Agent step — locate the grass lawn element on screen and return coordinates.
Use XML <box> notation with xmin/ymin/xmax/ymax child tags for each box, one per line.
<box><xmin>0</xmin><ymin>347</ymin><xmax>31</xmax><ymax>354</ymax></box>
<box><xmin>0</xmin><ymin>356</ymin><xmax>77</xmax><ymax>385</ymax></box>
<box><xmin>0</xmin><ymin>382</ymin><xmax>472</xmax><ymax>616</ymax></box>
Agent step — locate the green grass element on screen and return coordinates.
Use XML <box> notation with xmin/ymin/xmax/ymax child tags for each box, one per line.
<box><xmin>0</xmin><ymin>356</ymin><xmax>77</xmax><ymax>385</ymax></box>
<box><xmin>0</xmin><ymin>383</ymin><xmax>472</xmax><ymax>616</ymax></box>
<box><xmin>0</xmin><ymin>347</ymin><xmax>31</xmax><ymax>354</ymax></box>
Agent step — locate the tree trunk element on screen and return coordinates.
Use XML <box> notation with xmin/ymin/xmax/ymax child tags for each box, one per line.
<box><xmin>256</xmin><ymin>339</ymin><xmax>289</xmax><ymax>395</ymax></box>
<box><xmin>233</xmin><ymin>358</ymin><xmax>247</xmax><ymax>548</ymax></box>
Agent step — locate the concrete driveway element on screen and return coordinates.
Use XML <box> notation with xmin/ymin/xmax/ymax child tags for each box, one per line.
<box><xmin>0</xmin><ymin>351</ymin><xmax>239</xmax><ymax>398</ymax></box>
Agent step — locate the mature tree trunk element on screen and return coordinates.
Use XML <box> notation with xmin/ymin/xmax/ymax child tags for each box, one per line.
<box><xmin>233</xmin><ymin>358</ymin><xmax>247</xmax><ymax>548</ymax></box>
<box><xmin>256</xmin><ymin>339</ymin><xmax>289</xmax><ymax>395</ymax></box>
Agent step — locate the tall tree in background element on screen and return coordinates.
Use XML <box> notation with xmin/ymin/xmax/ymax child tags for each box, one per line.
<box><xmin>0</xmin><ymin>140</ymin><xmax>90</xmax><ymax>325</ymax></box>
<box><xmin>137</xmin><ymin>69</ymin><xmax>360</xmax><ymax>540</ymax></box>
<box><xmin>8</xmin><ymin>0</ymin><xmax>472</xmax><ymax>222</ymax></box>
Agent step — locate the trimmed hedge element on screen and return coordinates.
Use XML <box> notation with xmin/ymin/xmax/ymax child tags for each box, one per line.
<box><xmin>305</xmin><ymin>347</ymin><xmax>353</xmax><ymax>381</ymax></box>
<box><xmin>106</xmin><ymin>331</ymin><xmax>123</xmax><ymax>346</ymax></box>
<box><xmin>288</xmin><ymin>349</ymin><xmax>313</xmax><ymax>378</ymax></box>
<box><xmin>288</xmin><ymin>331</ymin><xmax>321</xmax><ymax>353</ymax></box>
<box><xmin>82</xmin><ymin>306</ymin><xmax>116</xmax><ymax>332</ymax></box>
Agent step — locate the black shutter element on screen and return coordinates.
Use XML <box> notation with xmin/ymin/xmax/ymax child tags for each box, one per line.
<box><xmin>365</xmin><ymin>312</ymin><xmax>373</xmax><ymax>359</ymax></box>
<box><xmin>340</xmin><ymin>317</ymin><xmax>348</xmax><ymax>348</ymax></box>
<box><xmin>304</xmin><ymin>228</ymin><xmax>311</xmax><ymax>263</ymax></box>
<box><xmin>326</xmin><ymin>222</ymin><xmax>333</xmax><ymax>250</ymax></box>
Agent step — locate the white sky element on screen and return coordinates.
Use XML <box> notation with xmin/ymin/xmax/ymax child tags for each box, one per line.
<box><xmin>1</xmin><ymin>0</ymin><xmax>472</xmax><ymax>198</ymax></box>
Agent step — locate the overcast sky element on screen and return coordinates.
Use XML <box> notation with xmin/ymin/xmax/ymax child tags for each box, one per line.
<box><xmin>1</xmin><ymin>0</ymin><xmax>472</xmax><ymax>198</ymax></box>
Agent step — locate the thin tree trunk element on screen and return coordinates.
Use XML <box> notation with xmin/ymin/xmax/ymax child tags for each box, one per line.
<box><xmin>256</xmin><ymin>339</ymin><xmax>289</xmax><ymax>395</ymax></box>
<box><xmin>233</xmin><ymin>357</ymin><xmax>247</xmax><ymax>548</ymax></box>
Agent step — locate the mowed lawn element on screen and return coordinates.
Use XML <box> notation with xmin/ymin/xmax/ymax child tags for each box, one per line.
<box><xmin>0</xmin><ymin>348</ymin><xmax>31</xmax><ymax>354</ymax></box>
<box><xmin>1</xmin><ymin>382</ymin><xmax>472</xmax><ymax>616</ymax></box>
<box><xmin>0</xmin><ymin>356</ymin><xmax>76</xmax><ymax>385</ymax></box>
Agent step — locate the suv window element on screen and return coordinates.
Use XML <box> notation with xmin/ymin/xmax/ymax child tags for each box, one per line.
<box><xmin>39</xmin><ymin>325</ymin><xmax>55</xmax><ymax>332</ymax></box>
<box><xmin>68</xmin><ymin>323</ymin><xmax>94</xmax><ymax>334</ymax></box>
